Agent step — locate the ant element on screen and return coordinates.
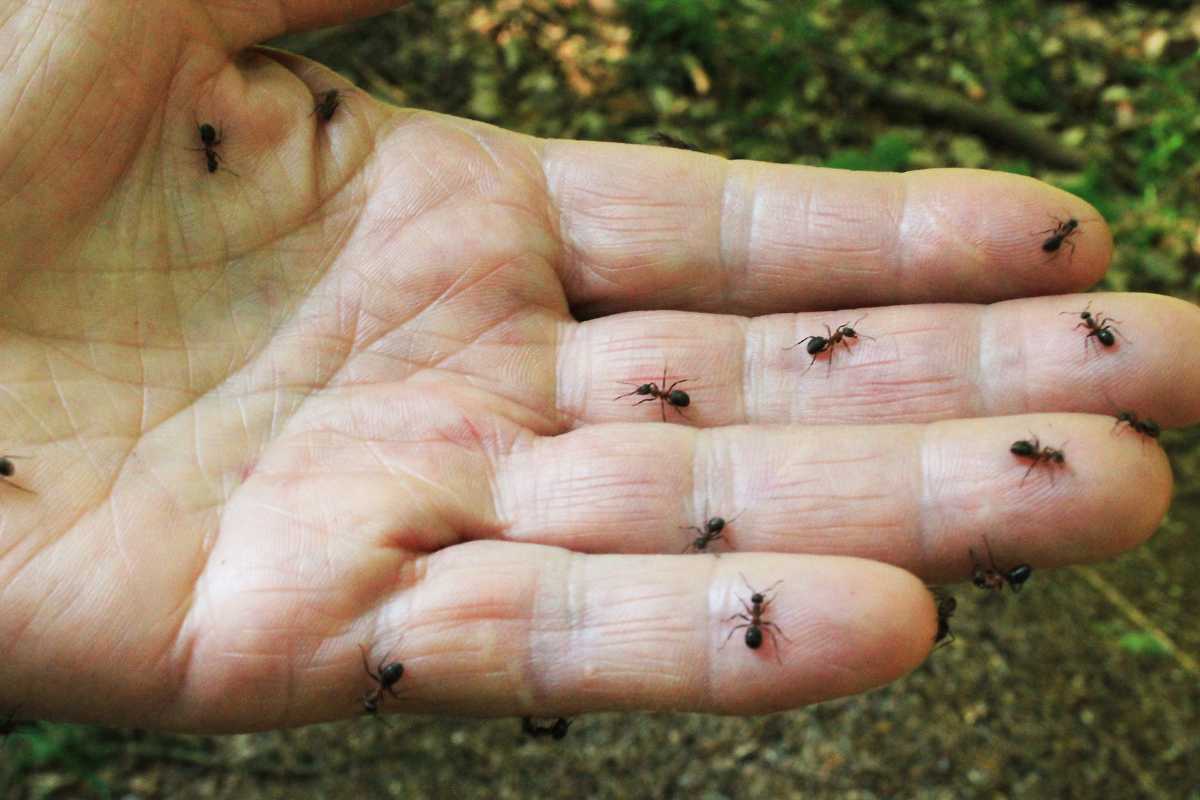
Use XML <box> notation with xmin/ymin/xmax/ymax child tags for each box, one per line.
<box><xmin>359</xmin><ymin>644</ymin><xmax>404</xmax><ymax>715</ymax></box>
<box><xmin>0</xmin><ymin>455</ymin><xmax>33</xmax><ymax>493</ymax></box>
<box><xmin>1059</xmin><ymin>302</ymin><xmax>1128</xmax><ymax>353</ymax></box>
<box><xmin>1112</xmin><ymin>409</ymin><xmax>1160</xmax><ymax>440</ymax></box>
<box><xmin>521</xmin><ymin>716</ymin><xmax>573</xmax><ymax>740</ymax></box>
<box><xmin>191</xmin><ymin>122</ymin><xmax>228</xmax><ymax>174</ymax></box>
<box><xmin>313</xmin><ymin>89</ymin><xmax>342</xmax><ymax>122</ymax></box>
<box><xmin>720</xmin><ymin>574</ymin><xmax>791</xmax><ymax>664</ymax></box>
<box><xmin>785</xmin><ymin>315</ymin><xmax>874</xmax><ymax>375</ymax></box>
<box><xmin>615</xmin><ymin>367</ymin><xmax>691</xmax><ymax>423</ymax></box>
<box><xmin>1010</xmin><ymin>435</ymin><xmax>1066</xmax><ymax>484</ymax></box>
<box><xmin>932</xmin><ymin>590</ymin><xmax>957</xmax><ymax>647</ymax></box>
<box><xmin>681</xmin><ymin>511</ymin><xmax>741</xmax><ymax>554</ymax></box>
<box><xmin>649</xmin><ymin>131</ymin><xmax>699</xmax><ymax>151</ymax></box>
<box><xmin>1037</xmin><ymin>215</ymin><xmax>1081</xmax><ymax>259</ymax></box>
<box><xmin>970</xmin><ymin>536</ymin><xmax>1032</xmax><ymax>593</ymax></box>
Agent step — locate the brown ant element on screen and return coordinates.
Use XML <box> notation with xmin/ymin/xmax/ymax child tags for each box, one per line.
<box><xmin>1010</xmin><ymin>435</ymin><xmax>1067</xmax><ymax>484</ymax></box>
<box><xmin>313</xmin><ymin>89</ymin><xmax>342</xmax><ymax>122</ymax></box>
<box><xmin>970</xmin><ymin>536</ymin><xmax>1032</xmax><ymax>593</ymax></box>
<box><xmin>649</xmin><ymin>131</ymin><xmax>699</xmax><ymax>151</ymax></box>
<box><xmin>359</xmin><ymin>644</ymin><xmax>404</xmax><ymax>715</ymax></box>
<box><xmin>720</xmin><ymin>574</ymin><xmax>791</xmax><ymax>664</ymax></box>
<box><xmin>0</xmin><ymin>455</ymin><xmax>33</xmax><ymax>493</ymax></box>
<box><xmin>1059</xmin><ymin>302</ymin><xmax>1128</xmax><ymax>353</ymax></box>
<box><xmin>785</xmin><ymin>315</ymin><xmax>875</xmax><ymax>375</ymax></box>
<box><xmin>615</xmin><ymin>367</ymin><xmax>691</xmax><ymax>423</ymax></box>
<box><xmin>1112</xmin><ymin>409</ymin><xmax>1160</xmax><ymax>440</ymax></box>
<box><xmin>521</xmin><ymin>716</ymin><xmax>573</xmax><ymax>740</ymax></box>
<box><xmin>682</xmin><ymin>510</ymin><xmax>741</xmax><ymax>554</ymax></box>
<box><xmin>932</xmin><ymin>590</ymin><xmax>957</xmax><ymax>647</ymax></box>
<box><xmin>1038</xmin><ymin>215</ymin><xmax>1081</xmax><ymax>259</ymax></box>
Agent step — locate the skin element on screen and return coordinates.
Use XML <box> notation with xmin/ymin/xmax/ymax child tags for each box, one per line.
<box><xmin>0</xmin><ymin>1</ymin><xmax>1196</xmax><ymax>732</ymax></box>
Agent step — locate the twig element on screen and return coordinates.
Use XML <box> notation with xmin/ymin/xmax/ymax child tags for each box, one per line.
<box><xmin>1072</xmin><ymin>565</ymin><xmax>1200</xmax><ymax>678</ymax></box>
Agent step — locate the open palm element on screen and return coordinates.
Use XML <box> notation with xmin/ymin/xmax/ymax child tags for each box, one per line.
<box><xmin>1</xmin><ymin>1</ymin><xmax>1194</xmax><ymax>732</ymax></box>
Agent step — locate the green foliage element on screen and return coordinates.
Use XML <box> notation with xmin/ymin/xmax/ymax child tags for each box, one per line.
<box><xmin>1116</xmin><ymin>631</ymin><xmax>1170</xmax><ymax>657</ymax></box>
<box><xmin>826</xmin><ymin>133</ymin><xmax>912</xmax><ymax>171</ymax></box>
<box><xmin>2</xmin><ymin>723</ymin><xmax>115</xmax><ymax>798</ymax></box>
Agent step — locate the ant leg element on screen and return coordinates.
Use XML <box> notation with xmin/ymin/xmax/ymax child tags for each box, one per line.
<box><xmin>719</xmin><ymin>622</ymin><xmax>751</xmax><ymax>650</ymax></box>
<box><xmin>0</xmin><ymin>477</ymin><xmax>34</xmax><ymax>493</ymax></box>
<box><xmin>664</xmin><ymin>379</ymin><xmax>690</xmax><ymax>393</ymax></box>
<box><xmin>1019</xmin><ymin>459</ymin><xmax>1039</xmax><ymax>486</ymax></box>
<box><xmin>634</xmin><ymin>397</ymin><xmax>657</xmax><ymax>406</ymax></box>
<box><xmin>761</xmin><ymin>620</ymin><xmax>792</xmax><ymax>644</ymax></box>
<box><xmin>359</xmin><ymin>645</ymin><xmax>380</xmax><ymax>684</ymax></box>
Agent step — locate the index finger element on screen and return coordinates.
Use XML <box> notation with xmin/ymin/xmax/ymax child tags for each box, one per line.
<box><xmin>542</xmin><ymin>144</ymin><xmax>1112</xmax><ymax>316</ymax></box>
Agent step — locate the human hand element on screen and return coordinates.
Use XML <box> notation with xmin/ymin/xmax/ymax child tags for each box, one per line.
<box><xmin>1</xmin><ymin>0</ymin><xmax>1195</xmax><ymax>732</ymax></box>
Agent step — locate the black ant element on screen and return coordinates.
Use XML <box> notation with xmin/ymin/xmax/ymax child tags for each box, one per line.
<box><xmin>521</xmin><ymin>716</ymin><xmax>573</xmax><ymax>740</ymax></box>
<box><xmin>313</xmin><ymin>89</ymin><xmax>342</xmax><ymax>122</ymax></box>
<box><xmin>615</xmin><ymin>367</ymin><xmax>691</xmax><ymax>423</ymax></box>
<box><xmin>190</xmin><ymin>122</ymin><xmax>228</xmax><ymax>174</ymax></box>
<box><xmin>681</xmin><ymin>511</ymin><xmax>741</xmax><ymax>554</ymax></box>
<box><xmin>785</xmin><ymin>315</ymin><xmax>875</xmax><ymax>375</ymax></box>
<box><xmin>1037</xmin><ymin>215</ymin><xmax>1081</xmax><ymax>259</ymax></box>
<box><xmin>720</xmin><ymin>574</ymin><xmax>791</xmax><ymax>664</ymax></box>
<box><xmin>649</xmin><ymin>131</ymin><xmax>699</xmax><ymax>151</ymax></box>
<box><xmin>1112</xmin><ymin>409</ymin><xmax>1160</xmax><ymax>440</ymax></box>
<box><xmin>1010</xmin><ymin>435</ymin><xmax>1067</xmax><ymax>484</ymax></box>
<box><xmin>0</xmin><ymin>455</ymin><xmax>33</xmax><ymax>493</ymax></box>
<box><xmin>359</xmin><ymin>644</ymin><xmax>404</xmax><ymax>715</ymax></box>
<box><xmin>970</xmin><ymin>536</ymin><xmax>1032</xmax><ymax>593</ymax></box>
<box><xmin>1059</xmin><ymin>302</ymin><xmax>1128</xmax><ymax>353</ymax></box>
<box><xmin>932</xmin><ymin>590</ymin><xmax>957</xmax><ymax>647</ymax></box>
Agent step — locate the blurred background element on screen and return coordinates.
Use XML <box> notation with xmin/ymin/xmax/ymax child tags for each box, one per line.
<box><xmin>4</xmin><ymin>1</ymin><xmax>1198</xmax><ymax>797</ymax></box>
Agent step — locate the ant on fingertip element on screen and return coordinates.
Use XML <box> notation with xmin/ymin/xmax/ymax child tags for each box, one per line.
<box><xmin>786</xmin><ymin>315</ymin><xmax>875</xmax><ymax>376</ymax></box>
<box><xmin>931</xmin><ymin>589</ymin><xmax>957</xmax><ymax>648</ymax></box>
<box><xmin>720</xmin><ymin>574</ymin><xmax>790</xmax><ymax>664</ymax></box>
<box><xmin>1010</xmin><ymin>435</ymin><xmax>1067</xmax><ymax>485</ymax></box>
<box><xmin>970</xmin><ymin>536</ymin><xmax>1032</xmax><ymax>593</ymax></box>
<box><xmin>1060</xmin><ymin>302</ymin><xmax>1128</xmax><ymax>355</ymax></box>
<box><xmin>1038</xmin><ymin>215</ymin><xmax>1081</xmax><ymax>260</ymax></box>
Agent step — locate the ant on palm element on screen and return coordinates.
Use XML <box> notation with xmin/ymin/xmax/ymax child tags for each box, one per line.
<box><xmin>192</xmin><ymin>123</ymin><xmax>227</xmax><ymax>174</ymax></box>
<box><xmin>359</xmin><ymin>644</ymin><xmax>404</xmax><ymax>715</ymax></box>
<box><xmin>1010</xmin><ymin>435</ymin><xmax>1066</xmax><ymax>484</ymax></box>
<box><xmin>615</xmin><ymin>367</ymin><xmax>692</xmax><ymax>422</ymax></box>
<box><xmin>521</xmin><ymin>716</ymin><xmax>573</xmax><ymax>740</ymax></box>
<box><xmin>1060</xmin><ymin>302</ymin><xmax>1128</xmax><ymax>354</ymax></box>
<box><xmin>970</xmin><ymin>536</ymin><xmax>1032</xmax><ymax>593</ymax></box>
<box><xmin>1038</xmin><ymin>215</ymin><xmax>1081</xmax><ymax>260</ymax></box>
<box><xmin>682</xmin><ymin>511</ymin><xmax>741</xmax><ymax>554</ymax></box>
<box><xmin>785</xmin><ymin>315</ymin><xmax>874</xmax><ymax>375</ymax></box>
<box><xmin>313</xmin><ymin>89</ymin><xmax>342</xmax><ymax>122</ymax></box>
<box><xmin>0</xmin><ymin>455</ymin><xmax>33</xmax><ymax>493</ymax></box>
<box><xmin>720</xmin><ymin>574</ymin><xmax>791</xmax><ymax>664</ymax></box>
